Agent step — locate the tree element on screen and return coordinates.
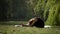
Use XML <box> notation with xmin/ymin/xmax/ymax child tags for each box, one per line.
<box><xmin>0</xmin><ymin>0</ymin><xmax>9</xmax><ymax>21</ymax></box>
<box><xmin>44</xmin><ymin>0</ymin><xmax>60</xmax><ymax>26</ymax></box>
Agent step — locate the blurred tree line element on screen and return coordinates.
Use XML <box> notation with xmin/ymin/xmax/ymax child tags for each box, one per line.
<box><xmin>0</xmin><ymin>0</ymin><xmax>60</xmax><ymax>26</ymax></box>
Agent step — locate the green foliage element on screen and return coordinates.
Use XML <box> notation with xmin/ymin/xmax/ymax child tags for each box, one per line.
<box><xmin>33</xmin><ymin>0</ymin><xmax>60</xmax><ymax>26</ymax></box>
<box><xmin>44</xmin><ymin>0</ymin><xmax>60</xmax><ymax>26</ymax></box>
<box><xmin>0</xmin><ymin>0</ymin><xmax>60</xmax><ymax>26</ymax></box>
<box><xmin>34</xmin><ymin>0</ymin><xmax>45</xmax><ymax>18</ymax></box>
<box><xmin>26</xmin><ymin>0</ymin><xmax>38</xmax><ymax>18</ymax></box>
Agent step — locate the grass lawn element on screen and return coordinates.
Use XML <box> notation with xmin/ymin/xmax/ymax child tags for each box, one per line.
<box><xmin>0</xmin><ymin>21</ymin><xmax>60</xmax><ymax>34</ymax></box>
<box><xmin>0</xmin><ymin>25</ymin><xmax>60</xmax><ymax>34</ymax></box>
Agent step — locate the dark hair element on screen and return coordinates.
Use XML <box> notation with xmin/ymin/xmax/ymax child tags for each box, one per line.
<box><xmin>29</xmin><ymin>17</ymin><xmax>44</xmax><ymax>28</ymax></box>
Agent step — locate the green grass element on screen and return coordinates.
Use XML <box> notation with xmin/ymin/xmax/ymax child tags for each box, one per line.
<box><xmin>0</xmin><ymin>21</ymin><xmax>28</xmax><ymax>25</ymax></box>
<box><xmin>0</xmin><ymin>25</ymin><xmax>60</xmax><ymax>34</ymax></box>
<box><xmin>0</xmin><ymin>21</ymin><xmax>60</xmax><ymax>34</ymax></box>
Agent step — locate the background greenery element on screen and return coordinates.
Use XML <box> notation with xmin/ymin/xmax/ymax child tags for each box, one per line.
<box><xmin>0</xmin><ymin>0</ymin><xmax>60</xmax><ymax>26</ymax></box>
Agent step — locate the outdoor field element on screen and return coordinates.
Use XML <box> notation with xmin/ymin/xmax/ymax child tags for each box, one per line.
<box><xmin>0</xmin><ymin>0</ymin><xmax>60</xmax><ymax>34</ymax></box>
<box><xmin>0</xmin><ymin>21</ymin><xmax>60</xmax><ymax>34</ymax></box>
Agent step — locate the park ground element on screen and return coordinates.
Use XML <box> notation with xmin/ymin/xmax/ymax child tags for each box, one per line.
<box><xmin>0</xmin><ymin>21</ymin><xmax>60</xmax><ymax>34</ymax></box>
